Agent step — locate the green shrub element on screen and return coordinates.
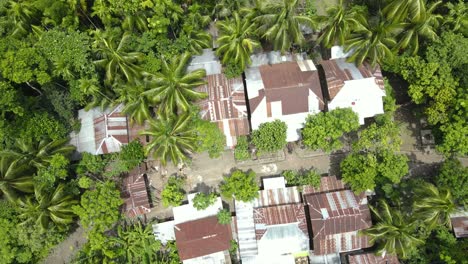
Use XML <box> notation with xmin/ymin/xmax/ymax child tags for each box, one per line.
<box><xmin>161</xmin><ymin>177</ymin><xmax>185</xmax><ymax>207</ymax></box>
<box><xmin>234</xmin><ymin>136</ymin><xmax>250</xmax><ymax>161</ymax></box>
<box><xmin>217</xmin><ymin>209</ymin><xmax>232</xmax><ymax>225</ymax></box>
<box><xmin>251</xmin><ymin>120</ymin><xmax>287</xmax><ymax>153</ymax></box>
<box><xmin>192</xmin><ymin>192</ymin><xmax>217</xmax><ymax>210</ymax></box>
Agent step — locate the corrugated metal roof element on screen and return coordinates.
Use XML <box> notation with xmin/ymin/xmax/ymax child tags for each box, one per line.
<box><xmin>195</xmin><ymin>74</ymin><xmax>250</xmax><ymax>147</ymax></box>
<box><xmin>321</xmin><ymin>59</ymin><xmax>385</xmax><ymax>101</ymax></box>
<box><xmin>451</xmin><ymin>215</ymin><xmax>468</xmax><ymax>238</ymax></box>
<box><xmin>302</xmin><ymin>176</ymin><xmax>347</xmax><ymax>195</ymax></box>
<box><xmin>254</xmin><ymin>203</ymin><xmax>308</xmax><ymax>240</ymax></box>
<box><xmin>348</xmin><ymin>252</ymin><xmax>400</xmax><ymax>264</ymax></box>
<box><xmin>305</xmin><ymin>189</ymin><xmax>372</xmax><ymax>255</ymax></box>
<box><xmin>174</xmin><ymin>216</ymin><xmax>232</xmax><ymax>261</ymax></box>
<box><xmin>122</xmin><ymin>163</ymin><xmax>151</xmax><ymax>218</ymax></box>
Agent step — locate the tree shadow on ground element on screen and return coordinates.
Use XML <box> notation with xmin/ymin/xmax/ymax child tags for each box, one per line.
<box><xmin>329</xmin><ymin>153</ymin><xmax>347</xmax><ymax>177</ymax></box>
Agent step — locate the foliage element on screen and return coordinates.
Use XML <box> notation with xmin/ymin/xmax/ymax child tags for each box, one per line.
<box><xmin>302</xmin><ymin>108</ymin><xmax>360</xmax><ymax>152</ymax></box>
<box><xmin>220</xmin><ymin>169</ymin><xmax>258</xmax><ymax>202</ymax></box>
<box><xmin>17</xmin><ymin>183</ymin><xmax>78</xmax><ymax>231</ymax></box>
<box><xmin>161</xmin><ymin>176</ymin><xmax>185</xmax><ymax>207</ymax></box>
<box><xmin>192</xmin><ymin>192</ymin><xmax>217</xmax><ymax>210</ymax></box>
<box><xmin>361</xmin><ymin>200</ymin><xmax>424</xmax><ymax>259</ymax></box>
<box><xmin>345</xmin><ymin>14</ymin><xmax>400</xmax><ymax>67</ymax></box>
<box><xmin>0</xmin><ymin>157</ymin><xmax>34</xmax><ymax>201</ymax></box>
<box><xmin>341</xmin><ymin>151</ymin><xmax>408</xmax><ymax>193</ymax></box>
<box><xmin>234</xmin><ymin>136</ymin><xmax>250</xmax><ymax>161</ymax></box>
<box><xmin>281</xmin><ymin>168</ymin><xmax>321</xmax><ymax>188</ymax></box>
<box><xmin>72</xmin><ymin>181</ymin><xmax>123</xmax><ymax>233</ymax></box>
<box><xmin>436</xmin><ymin>158</ymin><xmax>468</xmax><ymax>204</ymax></box>
<box><xmin>16</xmin><ymin>112</ymin><xmax>69</xmax><ymax>142</ymax></box>
<box><xmin>254</xmin><ymin>0</ymin><xmax>317</xmax><ymax>53</ymax></box>
<box><xmin>406</xmin><ymin>226</ymin><xmax>468</xmax><ymax>264</ymax></box>
<box><xmin>76</xmin><ymin>152</ymin><xmax>108</xmax><ymax>178</ymax></box>
<box><xmin>216</xmin><ymin>12</ymin><xmax>259</xmax><ymax>71</ymax></box>
<box><xmin>34</xmin><ymin>154</ymin><xmax>69</xmax><ymax>190</ymax></box>
<box><xmin>141</xmin><ymin>113</ymin><xmax>197</xmax><ymax>166</ymax></box>
<box><xmin>1</xmin><ymin>138</ymin><xmax>75</xmax><ymax>169</ymax></box>
<box><xmin>143</xmin><ymin>52</ymin><xmax>207</xmax><ymax>116</ymax></box>
<box><xmin>316</xmin><ymin>0</ymin><xmax>367</xmax><ymax>48</ymax></box>
<box><xmin>217</xmin><ymin>209</ymin><xmax>232</xmax><ymax>225</ymax></box>
<box><xmin>413</xmin><ymin>183</ymin><xmax>455</xmax><ymax>229</ymax></box>
<box><xmin>251</xmin><ymin>120</ymin><xmax>287</xmax><ymax>153</ymax></box>
<box><xmin>223</xmin><ymin>62</ymin><xmax>244</xmax><ymax>79</ymax></box>
<box><xmin>194</xmin><ymin>119</ymin><xmax>226</xmax><ymax>159</ymax></box>
<box><xmin>118</xmin><ymin>140</ymin><xmax>145</xmax><ymax>171</ymax></box>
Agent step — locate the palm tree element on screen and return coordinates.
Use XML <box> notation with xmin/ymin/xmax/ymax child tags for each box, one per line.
<box><xmin>254</xmin><ymin>0</ymin><xmax>317</xmax><ymax>53</ymax></box>
<box><xmin>93</xmin><ymin>30</ymin><xmax>144</xmax><ymax>84</ymax></box>
<box><xmin>7</xmin><ymin>0</ymin><xmax>39</xmax><ymax>37</ymax></box>
<box><xmin>361</xmin><ymin>200</ymin><xmax>424</xmax><ymax>259</ymax></box>
<box><xmin>445</xmin><ymin>0</ymin><xmax>468</xmax><ymax>36</ymax></box>
<box><xmin>142</xmin><ymin>52</ymin><xmax>207</xmax><ymax>116</ymax></box>
<box><xmin>413</xmin><ymin>183</ymin><xmax>455</xmax><ymax>229</ymax></box>
<box><xmin>216</xmin><ymin>13</ymin><xmax>260</xmax><ymax>71</ymax></box>
<box><xmin>115</xmin><ymin>221</ymin><xmax>161</xmax><ymax>263</ymax></box>
<box><xmin>383</xmin><ymin>0</ymin><xmax>426</xmax><ymax>23</ymax></box>
<box><xmin>344</xmin><ymin>15</ymin><xmax>401</xmax><ymax>67</ymax></box>
<box><xmin>0</xmin><ymin>157</ymin><xmax>34</xmax><ymax>201</ymax></box>
<box><xmin>0</xmin><ymin>138</ymin><xmax>75</xmax><ymax>169</ymax></box>
<box><xmin>183</xmin><ymin>29</ymin><xmax>212</xmax><ymax>55</ymax></box>
<box><xmin>17</xmin><ymin>183</ymin><xmax>78</xmax><ymax>231</ymax></box>
<box><xmin>395</xmin><ymin>1</ymin><xmax>442</xmax><ymax>55</ymax></box>
<box><xmin>213</xmin><ymin>0</ymin><xmax>249</xmax><ymax>19</ymax></box>
<box><xmin>115</xmin><ymin>80</ymin><xmax>153</xmax><ymax>125</ymax></box>
<box><xmin>140</xmin><ymin>113</ymin><xmax>197</xmax><ymax>166</ymax></box>
<box><xmin>317</xmin><ymin>0</ymin><xmax>367</xmax><ymax>48</ymax></box>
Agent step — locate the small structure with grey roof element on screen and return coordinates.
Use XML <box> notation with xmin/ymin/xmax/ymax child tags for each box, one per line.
<box><xmin>152</xmin><ymin>192</ymin><xmax>232</xmax><ymax>264</ymax></box>
<box><xmin>235</xmin><ymin>177</ymin><xmax>310</xmax><ymax>264</ymax></box>
<box><xmin>245</xmin><ymin>51</ymin><xmax>324</xmax><ymax>142</ymax></box>
<box><xmin>304</xmin><ymin>176</ymin><xmax>372</xmax><ymax>255</ymax></box>
<box><xmin>70</xmin><ymin>104</ymin><xmax>148</xmax><ymax>155</ymax></box>
<box><xmin>321</xmin><ymin>46</ymin><xmax>386</xmax><ymax>125</ymax></box>
<box><xmin>188</xmin><ymin>49</ymin><xmax>250</xmax><ymax>147</ymax></box>
<box><xmin>450</xmin><ymin>209</ymin><xmax>468</xmax><ymax>238</ymax></box>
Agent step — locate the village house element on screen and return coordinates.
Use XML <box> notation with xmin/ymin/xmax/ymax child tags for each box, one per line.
<box><xmin>321</xmin><ymin>46</ymin><xmax>386</xmax><ymax>125</ymax></box>
<box><xmin>188</xmin><ymin>49</ymin><xmax>250</xmax><ymax>147</ymax></box>
<box><xmin>152</xmin><ymin>193</ymin><xmax>233</xmax><ymax>264</ymax></box>
<box><xmin>245</xmin><ymin>51</ymin><xmax>324</xmax><ymax>142</ymax></box>
<box><xmin>235</xmin><ymin>177</ymin><xmax>310</xmax><ymax>264</ymax></box>
<box><xmin>121</xmin><ymin>163</ymin><xmax>152</xmax><ymax>218</ymax></box>
<box><xmin>69</xmin><ymin>104</ymin><xmax>147</xmax><ymax>155</ymax></box>
<box><xmin>303</xmin><ymin>176</ymin><xmax>373</xmax><ymax>256</ymax></box>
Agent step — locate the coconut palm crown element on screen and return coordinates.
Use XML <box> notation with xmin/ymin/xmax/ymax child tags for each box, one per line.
<box><xmin>143</xmin><ymin>52</ymin><xmax>207</xmax><ymax>116</ymax></box>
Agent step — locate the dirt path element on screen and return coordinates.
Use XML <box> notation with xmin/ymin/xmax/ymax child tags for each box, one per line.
<box><xmin>42</xmin><ymin>225</ymin><xmax>87</xmax><ymax>264</ymax></box>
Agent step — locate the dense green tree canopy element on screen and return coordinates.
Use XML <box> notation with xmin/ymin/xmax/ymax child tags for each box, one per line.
<box><xmin>220</xmin><ymin>169</ymin><xmax>258</xmax><ymax>202</ymax></box>
<box><xmin>302</xmin><ymin>108</ymin><xmax>359</xmax><ymax>152</ymax></box>
<box><xmin>251</xmin><ymin>120</ymin><xmax>287</xmax><ymax>153</ymax></box>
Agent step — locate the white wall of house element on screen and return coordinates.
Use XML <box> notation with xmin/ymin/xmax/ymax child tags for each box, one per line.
<box><xmin>250</xmin><ymin>97</ymin><xmax>320</xmax><ymax>142</ymax></box>
<box><xmin>328</xmin><ymin>78</ymin><xmax>385</xmax><ymax>124</ymax></box>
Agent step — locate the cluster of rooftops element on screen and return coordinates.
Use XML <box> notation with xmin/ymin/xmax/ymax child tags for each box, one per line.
<box><xmin>152</xmin><ymin>175</ymin><xmax>398</xmax><ymax>264</ymax></box>
<box><xmin>116</xmin><ymin>165</ymin><xmax>467</xmax><ymax>264</ymax></box>
<box><xmin>69</xmin><ymin>46</ymin><xmax>387</xmax><ymax>152</ymax></box>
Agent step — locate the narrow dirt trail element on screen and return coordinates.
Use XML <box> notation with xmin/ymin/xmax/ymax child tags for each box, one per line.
<box><xmin>42</xmin><ymin>225</ymin><xmax>87</xmax><ymax>264</ymax></box>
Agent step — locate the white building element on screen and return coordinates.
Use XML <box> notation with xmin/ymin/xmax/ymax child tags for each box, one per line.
<box><xmin>245</xmin><ymin>52</ymin><xmax>324</xmax><ymax>142</ymax></box>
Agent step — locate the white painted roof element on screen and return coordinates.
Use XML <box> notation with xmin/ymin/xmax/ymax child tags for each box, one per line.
<box><xmin>187</xmin><ymin>49</ymin><xmax>222</xmax><ymax>75</ymax></box>
<box><xmin>152</xmin><ymin>220</ymin><xmax>175</xmax><ymax>244</ymax></box>
<box><xmin>172</xmin><ymin>193</ymin><xmax>223</xmax><ymax>224</ymax></box>
<box><xmin>263</xmin><ymin>177</ymin><xmax>286</xmax><ymax>190</ymax></box>
<box><xmin>331</xmin><ymin>46</ymin><xmax>353</xmax><ymax>60</ymax></box>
